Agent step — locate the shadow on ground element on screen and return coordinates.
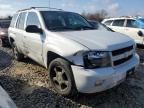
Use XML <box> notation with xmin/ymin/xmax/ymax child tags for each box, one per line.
<box><xmin>0</xmin><ymin>75</ymin><xmax>81</xmax><ymax>108</ymax></box>
<box><xmin>0</xmin><ymin>48</ymin><xmax>144</xmax><ymax>108</ymax></box>
<box><xmin>0</xmin><ymin>74</ymin><xmax>144</xmax><ymax>108</ymax></box>
<box><xmin>0</xmin><ymin>50</ymin><xmax>12</xmax><ymax>71</ymax></box>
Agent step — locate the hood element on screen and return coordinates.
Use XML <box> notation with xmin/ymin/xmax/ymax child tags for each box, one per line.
<box><xmin>56</xmin><ymin>30</ymin><xmax>134</xmax><ymax>51</ymax></box>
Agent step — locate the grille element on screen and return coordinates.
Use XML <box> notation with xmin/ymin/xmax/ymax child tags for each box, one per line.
<box><xmin>113</xmin><ymin>55</ymin><xmax>133</xmax><ymax>66</ymax></box>
<box><xmin>112</xmin><ymin>45</ymin><xmax>134</xmax><ymax>66</ymax></box>
<box><xmin>112</xmin><ymin>45</ymin><xmax>133</xmax><ymax>56</ymax></box>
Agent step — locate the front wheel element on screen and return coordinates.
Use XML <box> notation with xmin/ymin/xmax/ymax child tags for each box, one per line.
<box><xmin>48</xmin><ymin>58</ymin><xmax>77</xmax><ymax>96</ymax></box>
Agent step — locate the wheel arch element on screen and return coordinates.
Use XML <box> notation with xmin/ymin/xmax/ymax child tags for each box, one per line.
<box><xmin>9</xmin><ymin>37</ymin><xmax>15</xmax><ymax>46</ymax></box>
<box><xmin>46</xmin><ymin>51</ymin><xmax>74</xmax><ymax>68</ymax></box>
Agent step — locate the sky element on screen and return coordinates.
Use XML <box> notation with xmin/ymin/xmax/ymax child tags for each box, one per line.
<box><xmin>0</xmin><ymin>0</ymin><xmax>144</xmax><ymax>17</ymax></box>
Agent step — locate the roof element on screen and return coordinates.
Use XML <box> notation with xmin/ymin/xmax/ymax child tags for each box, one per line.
<box><xmin>103</xmin><ymin>16</ymin><xmax>144</xmax><ymax>21</ymax></box>
<box><xmin>104</xmin><ymin>17</ymin><xmax>134</xmax><ymax>21</ymax></box>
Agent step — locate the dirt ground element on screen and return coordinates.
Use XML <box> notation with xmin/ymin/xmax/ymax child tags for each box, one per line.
<box><xmin>0</xmin><ymin>45</ymin><xmax>144</xmax><ymax>108</ymax></box>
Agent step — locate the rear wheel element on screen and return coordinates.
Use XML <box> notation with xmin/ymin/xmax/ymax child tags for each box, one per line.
<box><xmin>48</xmin><ymin>58</ymin><xmax>77</xmax><ymax>96</ymax></box>
<box><xmin>12</xmin><ymin>43</ymin><xmax>24</xmax><ymax>61</ymax></box>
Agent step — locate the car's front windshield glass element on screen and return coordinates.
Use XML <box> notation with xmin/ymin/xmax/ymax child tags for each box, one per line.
<box><xmin>41</xmin><ymin>11</ymin><xmax>95</xmax><ymax>31</ymax></box>
<box><xmin>135</xmin><ymin>19</ymin><xmax>144</xmax><ymax>29</ymax></box>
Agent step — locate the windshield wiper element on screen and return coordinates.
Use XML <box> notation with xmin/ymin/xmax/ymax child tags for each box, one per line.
<box><xmin>73</xmin><ymin>25</ymin><xmax>94</xmax><ymax>30</ymax></box>
<box><xmin>49</xmin><ymin>25</ymin><xmax>94</xmax><ymax>31</ymax></box>
<box><xmin>49</xmin><ymin>26</ymin><xmax>74</xmax><ymax>31</ymax></box>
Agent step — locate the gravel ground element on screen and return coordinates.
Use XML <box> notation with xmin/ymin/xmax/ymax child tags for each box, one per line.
<box><xmin>0</xmin><ymin>45</ymin><xmax>144</xmax><ymax>108</ymax></box>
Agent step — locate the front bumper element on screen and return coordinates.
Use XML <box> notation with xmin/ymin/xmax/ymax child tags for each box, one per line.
<box><xmin>71</xmin><ymin>54</ymin><xmax>139</xmax><ymax>93</ymax></box>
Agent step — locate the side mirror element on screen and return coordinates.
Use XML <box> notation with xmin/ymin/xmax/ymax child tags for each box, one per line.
<box><xmin>25</xmin><ymin>25</ymin><xmax>43</xmax><ymax>34</ymax></box>
<box><xmin>138</xmin><ymin>31</ymin><xmax>144</xmax><ymax>37</ymax></box>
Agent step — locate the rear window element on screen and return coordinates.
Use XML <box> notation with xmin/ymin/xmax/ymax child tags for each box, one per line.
<box><xmin>112</xmin><ymin>19</ymin><xmax>125</xmax><ymax>27</ymax></box>
<box><xmin>10</xmin><ymin>14</ymin><xmax>18</xmax><ymax>27</ymax></box>
<box><xmin>0</xmin><ymin>21</ymin><xmax>10</xmax><ymax>28</ymax></box>
<box><xmin>104</xmin><ymin>20</ymin><xmax>113</xmax><ymax>25</ymax></box>
<box><xmin>16</xmin><ymin>12</ymin><xmax>27</xmax><ymax>30</ymax></box>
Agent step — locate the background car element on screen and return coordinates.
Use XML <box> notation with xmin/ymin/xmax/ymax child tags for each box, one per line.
<box><xmin>0</xmin><ymin>85</ymin><xmax>17</xmax><ymax>108</ymax></box>
<box><xmin>88</xmin><ymin>20</ymin><xmax>114</xmax><ymax>31</ymax></box>
<box><xmin>0</xmin><ymin>20</ymin><xmax>11</xmax><ymax>47</ymax></box>
<box><xmin>102</xmin><ymin>17</ymin><xmax>144</xmax><ymax>49</ymax></box>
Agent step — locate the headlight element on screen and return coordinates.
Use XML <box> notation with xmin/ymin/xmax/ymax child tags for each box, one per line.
<box><xmin>83</xmin><ymin>51</ymin><xmax>111</xmax><ymax>68</ymax></box>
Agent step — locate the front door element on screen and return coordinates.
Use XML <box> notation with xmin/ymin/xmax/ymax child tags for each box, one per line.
<box><xmin>24</xmin><ymin>12</ymin><xmax>44</xmax><ymax>65</ymax></box>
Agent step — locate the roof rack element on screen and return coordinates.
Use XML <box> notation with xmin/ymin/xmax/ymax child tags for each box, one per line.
<box><xmin>18</xmin><ymin>7</ymin><xmax>62</xmax><ymax>12</ymax></box>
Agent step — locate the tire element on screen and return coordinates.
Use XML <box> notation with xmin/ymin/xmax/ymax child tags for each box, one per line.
<box><xmin>12</xmin><ymin>43</ymin><xmax>24</xmax><ymax>61</ymax></box>
<box><xmin>48</xmin><ymin>58</ymin><xmax>77</xmax><ymax>96</ymax></box>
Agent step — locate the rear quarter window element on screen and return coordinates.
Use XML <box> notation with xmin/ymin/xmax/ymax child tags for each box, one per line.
<box><xmin>16</xmin><ymin>12</ymin><xmax>27</xmax><ymax>30</ymax></box>
<box><xmin>10</xmin><ymin>14</ymin><xmax>18</xmax><ymax>28</ymax></box>
<box><xmin>104</xmin><ymin>20</ymin><xmax>113</xmax><ymax>25</ymax></box>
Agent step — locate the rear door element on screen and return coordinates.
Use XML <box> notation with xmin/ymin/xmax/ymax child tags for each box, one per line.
<box><xmin>23</xmin><ymin>12</ymin><xmax>44</xmax><ymax>64</ymax></box>
<box><xmin>123</xmin><ymin>19</ymin><xmax>144</xmax><ymax>44</ymax></box>
<box><xmin>13</xmin><ymin>12</ymin><xmax>27</xmax><ymax>53</ymax></box>
<box><xmin>110</xmin><ymin>19</ymin><xmax>126</xmax><ymax>33</ymax></box>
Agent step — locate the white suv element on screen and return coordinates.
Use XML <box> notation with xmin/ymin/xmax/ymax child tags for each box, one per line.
<box><xmin>102</xmin><ymin>17</ymin><xmax>144</xmax><ymax>48</ymax></box>
<box><xmin>8</xmin><ymin>7</ymin><xmax>139</xmax><ymax>96</ymax></box>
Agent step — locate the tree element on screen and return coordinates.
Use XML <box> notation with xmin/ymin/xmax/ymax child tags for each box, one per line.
<box><xmin>82</xmin><ymin>10</ymin><xmax>108</xmax><ymax>22</ymax></box>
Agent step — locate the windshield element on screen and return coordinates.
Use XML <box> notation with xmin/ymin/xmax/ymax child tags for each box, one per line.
<box><xmin>133</xmin><ymin>19</ymin><xmax>144</xmax><ymax>29</ymax></box>
<box><xmin>0</xmin><ymin>21</ymin><xmax>10</xmax><ymax>28</ymax></box>
<box><xmin>41</xmin><ymin>11</ymin><xmax>94</xmax><ymax>31</ymax></box>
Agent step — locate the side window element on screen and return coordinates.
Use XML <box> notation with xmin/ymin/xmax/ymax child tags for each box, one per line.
<box><xmin>16</xmin><ymin>12</ymin><xmax>27</xmax><ymax>29</ymax></box>
<box><xmin>104</xmin><ymin>20</ymin><xmax>113</xmax><ymax>25</ymax></box>
<box><xmin>26</xmin><ymin>12</ymin><xmax>40</xmax><ymax>27</ymax></box>
<box><xmin>126</xmin><ymin>19</ymin><xmax>137</xmax><ymax>28</ymax></box>
<box><xmin>10</xmin><ymin>14</ymin><xmax>18</xmax><ymax>27</ymax></box>
<box><xmin>112</xmin><ymin>20</ymin><xmax>125</xmax><ymax>27</ymax></box>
